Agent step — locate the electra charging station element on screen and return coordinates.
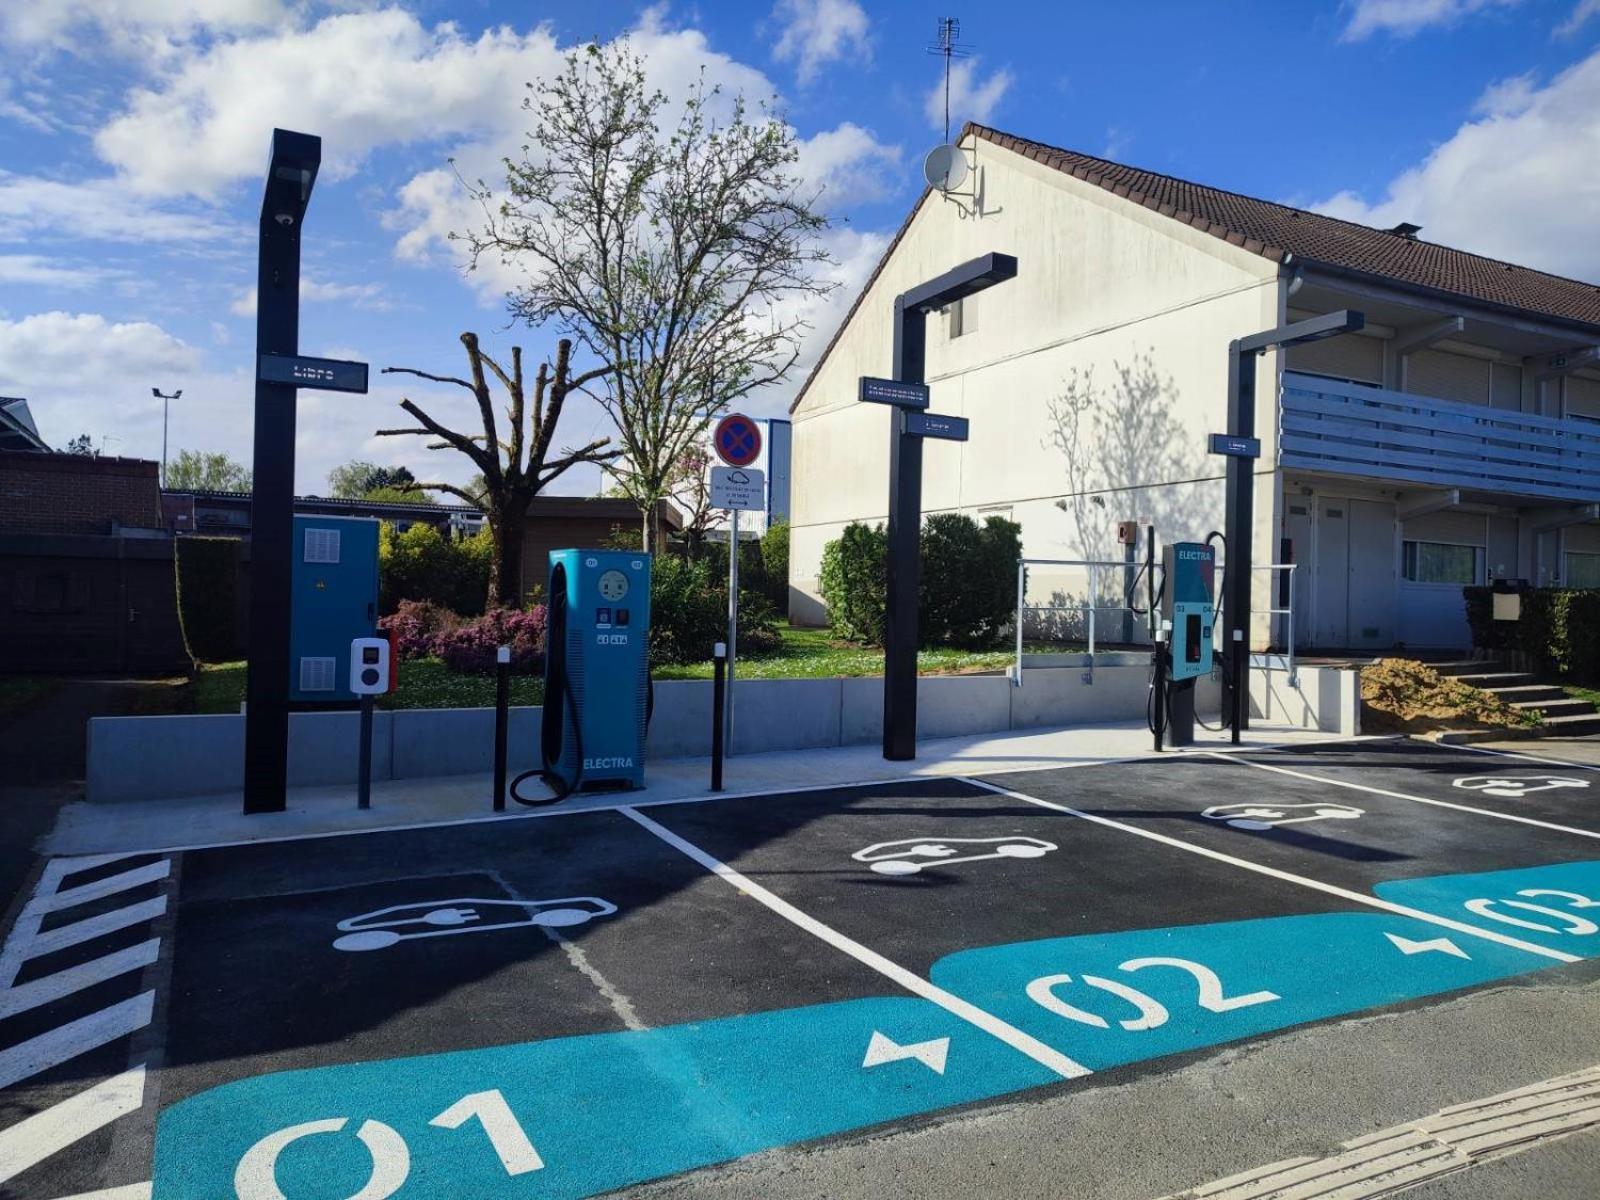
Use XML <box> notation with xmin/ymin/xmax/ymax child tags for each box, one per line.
<box><xmin>510</xmin><ymin>549</ymin><xmax>653</xmax><ymax>804</ymax></box>
<box><xmin>289</xmin><ymin>515</ymin><xmax>379</xmax><ymax>702</ymax></box>
<box><xmin>1152</xmin><ymin>541</ymin><xmax>1216</xmax><ymax>750</ymax></box>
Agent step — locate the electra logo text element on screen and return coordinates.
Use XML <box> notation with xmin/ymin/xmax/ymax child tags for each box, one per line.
<box><xmin>584</xmin><ymin>756</ymin><xmax>634</xmax><ymax>770</ymax></box>
<box><xmin>1178</xmin><ymin>549</ymin><xmax>1208</xmax><ymax>560</ymax></box>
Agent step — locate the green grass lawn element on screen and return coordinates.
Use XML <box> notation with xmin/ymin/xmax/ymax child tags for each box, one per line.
<box><xmin>191</xmin><ymin>625</ymin><xmax>1020</xmax><ymax>713</ymax></box>
<box><xmin>653</xmin><ymin>624</ymin><xmax>1016</xmax><ymax>680</ymax></box>
<box><xmin>0</xmin><ymin>676</ymin><xmax>60</xmax><ymax>720</ymax></box>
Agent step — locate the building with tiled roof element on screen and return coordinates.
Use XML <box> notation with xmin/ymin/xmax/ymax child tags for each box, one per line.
<box><xmin>787</xmin><ymin>124</ymin><xmax>1600</xmax><ymax>651</ymax></box>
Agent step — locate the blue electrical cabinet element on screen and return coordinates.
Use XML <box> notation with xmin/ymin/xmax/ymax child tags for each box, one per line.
<box><xmin>1162</xmin><ymin>542</ymin><xmax>1215</xmax><ymax>682</ymax></box>
<box><xmin>289</xmin><ymin>515</ymin><xmax>380</xmax><ymax>702</ymax></box>
<box><xmin>544</xmin><ymin>548</ymin><xmax>652</xmax><ymax>790</ymax></box>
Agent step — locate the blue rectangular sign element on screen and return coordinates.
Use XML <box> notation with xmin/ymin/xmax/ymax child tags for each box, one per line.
<box><xmin>1208</xmin><ymin>433</ymin><xmax>1260</xmax><ymax>459</ymax></box>
<box><xmin>906</xmin><ymin>411</ymin><xmax>969</xmax><ymax>442</ymax></box>
<box><xmin>858</xmin><ymin>376</ymin><xmax>930</xmax><ymax>409</ymax></box>
<box><xmin>258</xmin><ymin>353</ymin><xmax>370</xmax><ymax>394</ymax></box>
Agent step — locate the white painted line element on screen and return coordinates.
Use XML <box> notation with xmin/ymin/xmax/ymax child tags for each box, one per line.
<box><xmin>0</xmin><ymin>992</ymin><xmax>154</xmax><ymax>1091</ymax></box>
<box><xmin>0</xmin><ymin>940</ymin><xmax>160</xmax><ymax>1021</ymax></box>
<box><xmin>23</xmin><ymin>898</ymin><xmax>168</xmax><ymax>963</ymax></box>
<box><xmin>0</xmin><ymin>1064</ymin><xmax>145</xmax><ymax>1183</ymax></box>
<box><xmin>1208</xmin><ymin>753</ymin><xmax>1600</xmax><ymax>841</ymax></box>
<box><xmin>43</xmin><ymin>862</ymin><xmax>170</xmax><ymax>914</ymax></box>
<box><xmin>1429</xmin><ymin>739</ymin><xmax>1600</xmax><ymax>773</ymax></box>
<box><xmin>619</xmin><ymin>805</ymin><xmax>1092</xmax><ymax>1080</ymax></box>
<box><xmin>958</xmin><ymin>777</ymin><xmax>1581</xmax><ymax>964</ymax></box>
<box><xmin>34</xmin><ymin>854</ymin><xmax>143</xmax><ymax>898</ymax></box>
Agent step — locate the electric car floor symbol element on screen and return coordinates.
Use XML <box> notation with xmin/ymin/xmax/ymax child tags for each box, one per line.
<box><xmin>852</xmin><ymin>837</ymin><xmax>1057</xmax><ymax>876</ymax></box>
<box><xmin>1200</xmin><ymin>802</ymin><xmax>1365</xmax><ymax>831</ymax></box>
<box><xmin>1452</xmin><ymin>775</ymin><xmax>1591</xmax><ymax>799</ymax></box>
<box><xmin>332</xmin><ymin>897</ymin><xmax>618</xmax><ymax>951</ymax></box>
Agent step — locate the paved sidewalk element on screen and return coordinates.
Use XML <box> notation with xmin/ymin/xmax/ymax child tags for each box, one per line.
<box><xmin>46</xmin><ymin>718</ymin><xmax>1346</xmax><ymax>856</ymax></box>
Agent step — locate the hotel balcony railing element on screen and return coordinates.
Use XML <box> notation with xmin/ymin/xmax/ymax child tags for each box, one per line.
<box><xmin>1280</xmin><ymin>370</ymin><xmax>1600</xmax><ymax>504</ymax></box>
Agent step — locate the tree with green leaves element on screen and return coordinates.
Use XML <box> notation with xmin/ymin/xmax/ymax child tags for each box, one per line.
<box><xmin>64</xmin><ymin>433</ymin><xmax>96</xmax><ymax>456</ymax></box>
<box><xmin>457</xmin><ymin>41</ymin><xmax>835</xmax><ymax>550</ymax></box>
<box><xmin>166</xmin><ymin>449</ymin><xmax>251</xmax><ymax>492</ymax></box>
<box><xmin>378</xmin><ymin>332</ymin><xmax>617</xmax><ymax>607</ymax></box>
<box><xmin>326</xmin><ymin>461</ymin><xmax>436</xmax><ymax>505</ymax></box>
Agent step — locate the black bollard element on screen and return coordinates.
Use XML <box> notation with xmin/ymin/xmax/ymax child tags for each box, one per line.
<box><xmin>493</xmin><ymin>644</ymin><xmax>510</xmax><ymax>811</ymax></box>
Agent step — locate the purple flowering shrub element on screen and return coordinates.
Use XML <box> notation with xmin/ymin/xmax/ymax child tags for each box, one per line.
<box><xmin>434</xmin><ymin>605</ymin><xmax>548</xmax><ymax>674</ymax></box>
<box><xmin>377</xmin><ymin>600</ymin><xmax>463</xmax><ymax>660</ymax></box>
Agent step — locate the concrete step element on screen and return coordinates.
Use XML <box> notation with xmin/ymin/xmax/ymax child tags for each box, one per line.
<box><xmin>1490</xmin><ymin>684</ymin><xmax>1571</xmax><ymax>704</ymax></box>
<box><xmin>1458</xmin><ymin>672</ymin><xmax>1538</xmax><ymax>688</ymax></box>
<box><xmin>1535</xmin><ymin>713</ymin><xmax>1600</xmax><ymax>736</ymax></box>
<box><xmin>1431</xmin><ymin>660</ymin><xmax>1503</xmax><ymax>677</ymax></box>
<box><xmin>1511</xmin><ymin>698</ymin><xmax>1597</xmax><ymax>718</ymax></box>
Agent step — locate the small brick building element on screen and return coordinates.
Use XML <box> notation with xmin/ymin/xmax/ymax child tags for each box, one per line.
<box><xmin>0</xmin><ymin>453</ymin><xmax>164</xmax><ymax>536</ymax></box>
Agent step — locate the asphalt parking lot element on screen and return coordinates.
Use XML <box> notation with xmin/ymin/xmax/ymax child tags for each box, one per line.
<box><xmin>5</xmin><ymin>738</ymin><xmax>1600</xmax><ymax>1199</ymax></box>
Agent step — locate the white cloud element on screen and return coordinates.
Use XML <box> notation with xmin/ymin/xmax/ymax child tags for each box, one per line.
<box><xmin>1557</xmin><ymin>0</ymin><xmax>1600</xmax><ymax>35</ymax></box>
<box><xmin>95</xmin><ymin>10</ymin><xmax>565</xmax><ymax>198</ymax></box>
<box><xmin>230</xmin><ymin>277</ymin><xmax>391</xmax><ymax>317</ymax></box>
<box><xmin>0</xmin><ymin>0</ymin><xmax>289</xmax><ymax>51</ymax></box>
<box><xmin>796</xmin><ymin>123</ymin><xmax>903</xmax><ymax>206</ymax></box>
<box><xmin>0</xmin><ymin>173</ymin><xmax>235</xmax><ymax>243</ymax></box>
<box><xmin>769</xmin><ymin>0</ymin><xmax>870</xmax><ymax>85</ymax></box>
<box><xmin>924</xmin><ymin>59</ymin><xmax>1013</xmax><ymax>134</ymax></box>
<box><xmin>1340</xmin><ymin>0</ymin><xmax>1523</xmax><ymax>41</ymax></box>
<box><xmin>1310</xmin><ymin>48</ymin><xmax>1600</xmax><ymax>282</ymax></box>
<box><xmin>0</xmin><ymin>255</ymin><xmax>115</xmax><ymax>289</ymax></box>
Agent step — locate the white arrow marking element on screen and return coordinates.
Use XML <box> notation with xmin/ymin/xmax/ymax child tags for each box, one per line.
<box><xmin>1384</xmin><ymin>932</ymin><xmax>1471</xmax><ymax>960</ymax></box>
<box><xmin>862</xmin><ymin>1031</ymin><xmax>950</xmax><ymax>1075</ymax></box>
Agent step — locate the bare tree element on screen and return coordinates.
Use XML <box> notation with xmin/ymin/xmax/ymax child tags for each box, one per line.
<box><xmin>379</xmin><ymin>332</ymin><xmax>618</xmax><ymax>607</ymax></box>
<box><xmin>457</xmin><ymin>42</ymin><xmax>836</xmax><ymax>550</ymax></box>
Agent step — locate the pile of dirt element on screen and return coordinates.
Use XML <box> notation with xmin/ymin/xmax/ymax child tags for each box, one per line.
<box><xmin>1360</xmin><ymin>658</ymin><xmax>1541</xmax><ymax>735</ymax></box>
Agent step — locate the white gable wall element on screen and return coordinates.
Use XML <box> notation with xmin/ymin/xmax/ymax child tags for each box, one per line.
<box><xmin>789</xmin><ymin>135</ymin><xmax>1282</xmax><ymax>629</ymax></box>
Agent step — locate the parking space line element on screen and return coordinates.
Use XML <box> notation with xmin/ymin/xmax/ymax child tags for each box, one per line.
<box><xmin>1440</xmin><ymin>741</ymin><xmax>1600</xmax><ymax>772</ymax></box>
<box><xmin>1208</xmin><ymin>753</ymin><xmax>1600</xmax><ymax>840</ymax></box>
<box><xmin>23</xmin><ymin>897</ymin><xmax>168</xmax><ymax>962</ymax></box>
<box><xmin>0</xmin><ymin>940</ymin><xmax>160</xmax><ymax>1021</ymax></box>
<box><xmin>0</xmin><ymin>992</ymin><xmax>154</xmax><ymax>1092</ymax></box>
<box><xmin>44</xmin><ymin>862</ymin><xmax>171</xmax><ymax>914</ymax></box>
<box><xmin>0</xmin><ymin>1064</ymin><xmax>145</xmax><ymax>1184</ymax></box>
<box><xmin>958</xmin><ymin>777</ymin><xmax>1581</xmax><ymax>964</ymax></box>
<box><xmin>619</xmin><ymin>805</ymin><xmax>1093</xmax><ymax>1080</ymax></box>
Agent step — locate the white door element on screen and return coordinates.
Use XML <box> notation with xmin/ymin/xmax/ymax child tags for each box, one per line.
<box><xmin>1314</xmin><ymin>501</ymin><xmax>1349</xmax><ymax>646</ymax></box>
<box><xmin>1346</xmin><ymin>499</ymin><xmax>1397</xmax><ymax>648</ymax></box>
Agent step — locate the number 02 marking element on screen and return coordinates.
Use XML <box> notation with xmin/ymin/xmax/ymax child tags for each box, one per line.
<box><xmin>1027</xmin><ymin>956</ymin><xmax>1279</xmax><ymax>1033</ymax></box>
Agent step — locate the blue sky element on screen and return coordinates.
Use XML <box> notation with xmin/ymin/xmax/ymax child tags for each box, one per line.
<box><xmin>1</xmin><ymin>0</ymin><xmax>1596</xmax><ymax>496</ymax></box>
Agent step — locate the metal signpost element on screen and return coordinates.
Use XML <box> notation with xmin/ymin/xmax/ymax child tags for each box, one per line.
<box><xmin>243</xmin><ymin>129</ymin><xmax>371</xmax><ymax>815</ymax></box>
<box><xmin>711</xmin><ymin>413</ymin><xmax>764</xmax><ymax>752</ymax></box>
<box><xmin>1220</xmin><ymin>309</ymin><xmax>1362</xmax><ymax>745</ymax></box>
<box><xmin>863</xmin><ymin>251</ymin><xmax>1017</xmax><ymax>762</ymax></box>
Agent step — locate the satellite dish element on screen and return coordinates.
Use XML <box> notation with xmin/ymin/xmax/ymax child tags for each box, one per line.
<box><xmin>923</xmin><ymin>144</ymin><xmax>970</xmax><ymax>193</ymax></box>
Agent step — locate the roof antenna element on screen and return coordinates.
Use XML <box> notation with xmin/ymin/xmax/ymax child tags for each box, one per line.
<box><xmin>928</xmin><ymin>17</ymin><xmax>969</xmax><ymax>145</ymax></box>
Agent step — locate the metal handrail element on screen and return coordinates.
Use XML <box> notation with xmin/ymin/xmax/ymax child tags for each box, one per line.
<box><xmin>1013</xmin><ymin>557</ymin><xmax>1299</xmax><ymax>688</ymax></box>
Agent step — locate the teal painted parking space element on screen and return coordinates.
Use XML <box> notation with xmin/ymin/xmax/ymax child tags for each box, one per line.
<box><xmin>1378</xmin><ymin>860</ymin><xmax>1600</xmax><ymax>959</ymax></box>
<box><xmin>151</xmin><ymin>892</ymin><xmax>1564</xmax><ymax>1200</ymax></box>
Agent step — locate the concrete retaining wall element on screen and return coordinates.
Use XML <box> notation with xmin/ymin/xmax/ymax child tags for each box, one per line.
<box><xmin>1250</xmin><ymin>660</ymin><xmax>1361</xmax><ymax>737</ymax></box>
<box><xmin>86</xmin><ymin>664</ymin><xmax>1283</xmax><ymax>804</ymax></box>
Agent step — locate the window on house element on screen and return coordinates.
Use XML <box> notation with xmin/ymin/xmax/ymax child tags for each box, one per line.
<box><xmin>1567</xmin><ymin>552</ymin><xmax>1600</xmax><ymax>589</ymax></box>
<box><xmin>947</xmin><ymin>296</ymin><xmax>975</xmax><ymax>339</ymax></box>
<box><xmin>1402</xmin><ymin>541</ymin><xmax>1484</xmax><ymax>585</ymax></box>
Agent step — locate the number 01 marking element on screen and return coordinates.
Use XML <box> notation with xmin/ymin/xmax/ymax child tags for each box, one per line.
<box><xmin>237</xmin><ymin>1089</ymin><xmax>543</xmax><ymax>1199</ymax></box>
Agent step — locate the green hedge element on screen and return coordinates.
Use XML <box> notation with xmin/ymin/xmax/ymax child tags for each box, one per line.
<box><xmin>175</xmin><ymin>537</ymin><xmax>239</xmax><ymax>665</ymax></box>
<box><xmin>379</xmin><ymin>522</ymin><xmax>492</xmax><ymax>616</ymax></box>
<box><xmin>819</xmin><ymin>514</ymin><xmax>1021</xmax><ymax>649</ymax></box>
<box><xmin>1464</xmin><ymin>586</ymin><xmax>1600</xmax><ymax>684</ymax></box>
<box><xmin>649</xmin><ymin>554</ymin><xmax>779</xmax><ymax>665</ymax></box>
<box><xmin>760</xmin><ymin>520</ymin><xmax>790</xmax><ymax>614</ymax></box>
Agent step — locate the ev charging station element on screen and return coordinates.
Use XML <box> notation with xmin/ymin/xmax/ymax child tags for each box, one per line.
<box><xmin>509</xmin><ymin>549</ymin><xmax>653</xmax><ymax>805</ymax></box>
<box><xmin>1152</xmin><ymin>541</ymin><xmax>1216</xmax><ymax>749</ymax></box>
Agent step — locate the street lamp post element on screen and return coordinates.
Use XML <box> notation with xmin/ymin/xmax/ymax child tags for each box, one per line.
<box><xmin>152</xmin><ymin>387</ymin><xmax>182</xmax><ymax>487</ymax></box>
<box><xmin>1223</xmin><ymin>309</ymin><xmax>1364</xmax><ymax>743</ymax></box>
<box><xmin>243</xmin><ymin>129</ymin><xmax>321</xmax><ymax>815</ymax></box>
<box><xmin>881</xmin><ymin>252</ymin><xmax>1018</xmax><ymax>762</ymax></box>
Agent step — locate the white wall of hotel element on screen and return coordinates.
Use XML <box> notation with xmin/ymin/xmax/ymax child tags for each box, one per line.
<box><xmin>787</xmin><ymin>131</ymin><xmax>1600</xmax><ymax>651</ymax></box>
